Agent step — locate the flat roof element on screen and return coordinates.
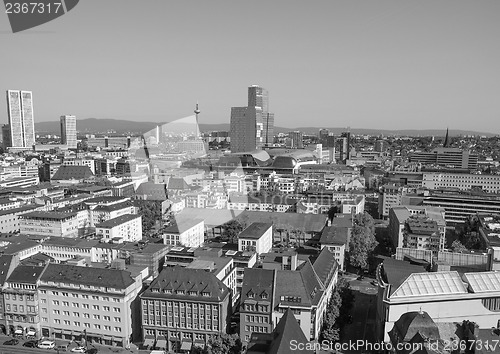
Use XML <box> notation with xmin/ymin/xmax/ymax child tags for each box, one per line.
<box><xmin>392</xmin><ymin>271</ymin><xmax>468</xmax><ymax>298</ymax></box>
<box><xmin>96</xmin><ymin>214</ymin><xmax>141</xmax><ymax>229</ymax></box>
<box><xmin>239</xmin><ymin>222</ymin><xmax>273</xmax><ymax>239</ymax></box>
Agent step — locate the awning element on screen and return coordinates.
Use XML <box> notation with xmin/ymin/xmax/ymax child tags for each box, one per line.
<box><xmin>27</xmin><ymin>330</ymin><xmax>36</xmax><ymax>336</ymax></box>
<box><xmin>180</xmin><ymin>341</ymin><xmax>192</xmax><ymax>351</ymax></box>
<box><xmin>62</xmin><ymin>330</ymin><xmax>72</xmax><ymax>335</ymax></box>
<box><xmin>156</xmin><ymin>339</ymin><xmax>167</xmax><ymax>348</ymax></box>
<box><xmin>103</xmin><ymin>335</ymin><xmax>112</xmax><ymax>340</ymax></box>
<box><xmin>143</xmin><ymin>337</ymin><xmax>155</xmax><ymax>347</ymax></box>
<box><xmin>14</xmin><ymin>329</ymin><xmax>23</xmax><ymax>335</ymax></box>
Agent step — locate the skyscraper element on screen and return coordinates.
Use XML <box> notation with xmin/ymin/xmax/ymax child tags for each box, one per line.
<box><xmin>6</xmin><ymin>90</ymin><xmax>35</xmax><ymax>148</ymax></box>
<box><xmin>60</xmin><ymin>115</ymin><xmax>77</xmax><ymax>149</ymax></box>
<box><xmin>230</xmin><ymin>85</ymin><xmax>274</xmax><ymax>153</ymax></box>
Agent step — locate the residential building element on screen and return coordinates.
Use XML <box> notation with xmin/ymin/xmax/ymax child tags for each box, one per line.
<box><xmin>95</xmin><ymin>214</ymin><xmax>142</xmax><ymax>243</ymax></box>
<box><xmin>3</xmin><ymin>265</ymin><xmax>45</xmax><ymax>336</ymax></box>
<box><xmin>140</xmin><ymin>267</ymin><xmax>231</xmax><ymax>352</ymax></box>
<box><xmin>389</xmin><ymin>206</ymin><xmax>446</xmax><ymax>254</ymax></box>
<box><xmin>318</xmin><ymin>226</ymin><xmax>349</xmax><ymax>271</ymax></box>
<box><xmin>20</xmin><ymin>211</ymin><xmax>79</xmax><ymax>238</ymax></box>
<box><xmin>60</xmin><ymin>115</ymin><xmax>77</xmax><ymax>149</ymax></box>
<box><xmin>38</xmin><ymin>263</ymin><xmax>145</xmax><ymax>347</ymax></box>
<box><xmin>240</xmin><ymin>268</ymin><xmax>274</xmax><ymax>343</ymax></box>
<box><xmin>162</xmin><ymin>218</ymin><xmax>204</xmax><ymax>248</ymax></box>
<box><xmin>238</xmin><ymin>223</ymin><xmax>273</xmax><ymax>255</ymax></box>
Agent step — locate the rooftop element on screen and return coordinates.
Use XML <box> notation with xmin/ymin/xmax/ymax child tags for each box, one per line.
<box><xmin>391</xmin><ymin>271</ymin><xmax>468</xmax><ymax>298</ymax></box>
<box><xmin>96</xmin><ymin>214</ymin><xmax>141</xmax><ymax>229</ymax></box>
<box><xmin>239</xmin><ymin>222</ymin><xmax>273</xmax><ymax>240</ymax></box>
<box><xmin>22</xmin><ymin>211</ymin><xmax>77</xmax><ymax>221</ymax></box>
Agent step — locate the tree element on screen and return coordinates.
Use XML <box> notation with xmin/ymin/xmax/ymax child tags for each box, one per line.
<box><xmin>320</xmin><ymin>277</ymin><xmax>354</xmax><ymax>343</ymax></box>
<box><xmin>348</xmin><ymin>216</ymin><xmax>378</xmax><ymax>270</ymax></box>
<box><xmin>451</xmin><ymin>240</ymin><xmax>467</xmax><ymax>253</ymax></box>
<box><xmin>222</xmin><ymin>219</ymin><xmax>244</xmax><ymax>244</ymax></box>
<box><xmin>203</xmin><ymin>333</ymin><xmax>242</xmax><ymax>354</ymax></box>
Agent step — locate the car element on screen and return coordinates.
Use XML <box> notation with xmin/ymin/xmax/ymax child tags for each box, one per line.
<box><xmin>56</xmin><ymin>344</ymin><xmax>68</xmax><ymax>351</ymax></box>
<box><xmin>3</xmin><ymin>338</ymin><xmax>19</xmax><ymax>345</ymax></box>
<box><xmin>23</xmin><ymin>340</ymin><xmax>38</xmax><ymax>348</ymax></box>
<box><xmin>71</xmin><ymin>347</ymin><xmax>86</xmax><ymax>353</ymax></box>
<box><xmin>86</xmin><ymin>348</ymin><xmax>98</xmax><ymax>354</ymax></box>
<box><xmin>38</xmin><ymin>340</ymin><xmax>56</xmax><ymax>349</ymax></box>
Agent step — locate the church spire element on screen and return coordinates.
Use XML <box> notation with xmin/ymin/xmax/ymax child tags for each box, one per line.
<box><xmin>443</xmin><ymin>128</ymin><xmax>450</xmax><ymax>147</ymax></box>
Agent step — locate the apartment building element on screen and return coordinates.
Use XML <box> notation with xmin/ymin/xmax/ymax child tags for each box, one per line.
<box><xmin>38</xmin><ymin>263</ymin><xmax>145</xmax><ymax>347</ymax></box>
<box><xmin>2</xmin><ymin>265</ymin><xmax>45</xmax><ymax>337</ymax></box>
<box><xmin>0</xmin><ymin>205</ymin><xmax>40</xmax><ymax>233</ymax></box>
<box><xmin>162</xmin><ymin>218</ymin><xmax>204</xmax><ymax>248</ymax></box>
<box><xmin>422</xmin><ymin>172</ymin><xmax>500</xmax><ymax>193</ymax></box>
<box><xmin>96</xmin><ymin>214</ymin><xmax>142</xmax><ymax>243</ymax></box>
<box><xmin>140</xmin><ymin>267</ymin><xmax>231</xmax><ymax>352</ymax></box>
<box><xmin>238</xmin><ymin>223</ymin><xmax>273</xmax><ymax>255</ymax></box>
<box><xmin>227</xmin><ymin>194</ymin><xmax>296</xmax><ymax>213</ymax></box>
<box><xmin>19</xmin><ymin>211</ymin><xmax>78</xmax><ymax>238</ymax></box>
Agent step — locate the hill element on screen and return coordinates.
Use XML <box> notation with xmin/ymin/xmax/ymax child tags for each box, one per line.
<box><xmin>34</xmin><ymin>118</ymin><xmax>495</xmax><ymax>137</ymax></box>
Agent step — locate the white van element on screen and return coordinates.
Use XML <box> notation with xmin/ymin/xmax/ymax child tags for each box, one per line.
<box><xmin>38</xmin><ymin>340</ymin><xmax>56</xmax><ymax>349</ymax></box>
<box><xmin>150</xmin><ymin>351</ymin><xmax>166</xmax><ymax>354</ymax></box>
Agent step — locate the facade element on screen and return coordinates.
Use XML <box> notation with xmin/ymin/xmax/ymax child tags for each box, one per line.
<box><xmin>287</xmin><ymin>131</ymin><xmax>304</xmax><ymax>149</ymax></box>
<box><xmin>389</xmin><ymin>206</ymin><xmax>446</xmax><ymax>254</ymax></box>
<box><xmin>19</xmin><ymin>211</ymin><xmax>79</xmax><ymax>238</ymax></box>
<box><xmin>376</xmin><ymin>259</ymin><xmax>500</xmax><ymax>344</ymax></box>
<box><xmin>95</xmin><ymin>214</ymin><xmax>142</xmax><ymax>243</ymax></box>
<box><xmin>6</xmin><ymin>90</ymin><xmax>35</xmax><ymax>148</ymax></box>
<box><xmin>2</xmin><ymin>265</ymin><xmax>45</xmax><ymax>337</ymax></box>
<box><xmin>162</xmin><ymin>218</ymin><xmax>204</xmax><ymax>248</ymax></box>
<box><xmin>230</xmin><ymin>86</ymin><xmax>274</xmax><ymax>153</ymax></box>
<box><xmin>60</xmin><ymin>115</ymin><xmax>77</xmax><ymax>149</ymax></box>
<box><xmin>140</xmin><ymin>267</ymin><xmax>231</xmax><ymax>352</ymax></box>
<box><xmin>238</xmin><ymin>223</ymin><xmax>273</xmax><ymax>255</ymax></box>
<box><xmin>409</xmin><ymin>147</ymin><xmax>478</xmax><ymax>170</ymax></box>
<box><xmin>240</xmin><ymin>268</ymin><xmax>275</xmax><ymax>343</ymax></box>
<box><xmin>38</xmin><ymin>263</ymin><xmax>144</xmax><ymax>347</ymax></box>
<box><xmin>422</xmin><ymin>172</ymin><xmax>500</xmax><ymax>194</ymax></box>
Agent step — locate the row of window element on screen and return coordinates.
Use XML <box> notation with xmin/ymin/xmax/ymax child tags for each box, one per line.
<box><xmin>4</xmin><ymin>304</ymin><xmax>36</xmax><ymax>313</ymax></box>
<box><xmin>49</xmin><ymin>292</ymin><xmax>120</xmax><ymax>301</ymax></box>
<box><xmin>47</xmin><ymin>319</ymin><xmax>121</xmax><ymax>332</ymax></box>
<box><xmin>50</xmin><ymin>301</ymin><xmax>120</xmax><ymax>312</ymax></box>
<box><xmin>4</xmin><ymin>294</ymin><xmax>36</xmax><ymax>301</ymax></box>
<box><xmin>143</xmin><ymin>319</ymin><xmax>218</xmax><ymax>331</ymax></box>
<box><xmin>244</xmin><ymin>315</ymin><xmax>269</xmax><ymax>323</ymax></box>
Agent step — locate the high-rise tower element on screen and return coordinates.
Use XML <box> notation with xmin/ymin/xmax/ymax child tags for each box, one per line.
<box><xmin>60</xmin><ymin>115</ymin><xmax>77</xmax><ymax>149</ymax></box>
<box><xmin>230</xmin><ymin>85</ymin><xmax>274</xmax><ymax>153</ymax></box>
<box><xmin>6</xmin><ymin>90</ymin><xmax>35</xmax><ymax>148</ymax></box>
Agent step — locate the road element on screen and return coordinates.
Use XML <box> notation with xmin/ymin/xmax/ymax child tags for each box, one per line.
<box><xmin>340</xmin><ymin>275</ymin><xmax>378</xmax><ymax>354</ymax></box>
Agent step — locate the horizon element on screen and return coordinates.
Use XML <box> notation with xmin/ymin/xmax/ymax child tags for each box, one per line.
<box><xmin>2</xmin><ymin>1</ymin><xmax>500</xmax><ymax>132</ymax></box>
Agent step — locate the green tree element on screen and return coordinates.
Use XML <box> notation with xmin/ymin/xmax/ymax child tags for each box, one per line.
<box><xmin>136</xmin><ymin>200</ymin><xmax>163</xmax><ymax>234</ymax></box>
<box><xmin>451</xmin><ymin>240</ymin><xmax>467</xmax><ymax>253</ymax></box>
<box><xmin>203</xmin><ymin>333</ymin><xmax>242</xmax><ymax>354</ymax></box>
<box><xmin>348</xmin><ymin>214</ymin><xmax>378</xmax><ymax>270</ymax></box>
<box><xmin>222</xmin><ymin>219</ymin><xmax>244</xmax><ymax>244</ymax></box>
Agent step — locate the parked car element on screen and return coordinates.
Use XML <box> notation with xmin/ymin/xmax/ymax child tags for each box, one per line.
<box><xmin>3</xmin><ymin>338</ymin><xmax>19</xmax><ymax>345</ymax></box>
<box><xmin>38</xmin><ymin>340</ymin><xmax>55</xmax><ymax>349</ymax></box>
<box><xmin>86</xmin><ymin>348</ymin><xmax>98</xmax><ymax>354</ymax></box>
<box><xmin>56</xmin><ymin>344</ymin><xmax>68</xmax><ymax>351</ymax></box>
<box><xmin>23</xmin><ymin>340</ymin><xmax>38</xmax><ymax>348</ymax></box>
<box><xmin>71</xmin><ymin>347</ymin><xmax>86</xmax><ymax>353</ymax></box>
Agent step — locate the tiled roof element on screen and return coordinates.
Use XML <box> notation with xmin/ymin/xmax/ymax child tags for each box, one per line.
<box><xmin>319</xmin><ymin>226</ymin><xmax>349</xmax><ymax>245</ymax></box>
<box><xmin>241</xmin><ymin>268</ymin><xmax>274</xmax><ymax>305</ymax></box>
<box><xmin>40</xmin><ymin>264</ymin><xmax>135</xmax><ymax>289</ymax></box>
<box><xmin>7</xmin><ymin>265</ymin><xmax>46</xmax><ymax>284</ymax></box>
<box><xmin>312</xmin><ymin>248</ymin><xmax>338</xmax><ymax>288</ymax></box>
<box><xmin>239</xmin><ymin>223</ymin><xmax>273</xmax><ymax>240</ymax></box>
<box><xmin>167</xmin><ymin>178</ymin><xmax>190</xmax><ymax>190</ymax></box>
<box><xmin>142</xmin><ymin>267</ymin><xmax>229</xmax><ymax>302</ymax></box>
<box><xmin>163</xmin><ymin>218</ymin><xmax>204</xmax><ymax>234</ymax></box>
<box><xmin>52</xmin><ymin>165</ymin><xmax>94</xmax><ymax>180</ymax></box>
<box><xmin>268</xmin><ymin>308</ymin><xmax>313</xmax><ymax>354</ymax></box>
<box><xmin>95</xmin><ymin>214</ymin><xmax>141</xmax><ymax>229</ymax></box>
<box><xmin>382</xmin><ymin>258</ymin><xmax>427</xmax><ymax>295</ymax></box>
<box><xmin>92</xmin><ymin>201</ymin><xmax>134</xmax><ymax>213</ymax></box>
<box><xmin>0</xmin><ymin>255</ymin><xmax>15</xmax><ymax>286</ymax></box>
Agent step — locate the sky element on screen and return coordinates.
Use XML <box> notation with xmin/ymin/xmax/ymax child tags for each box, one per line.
<box><xmin>1</xmin><ymin>0</ymin><xmax>499</xmax><ymax>132</ymax></box>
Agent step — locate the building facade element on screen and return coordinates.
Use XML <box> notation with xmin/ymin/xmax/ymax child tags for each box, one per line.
<box><xmin>60</xmin><ymin>115</ymin><xmax>77</xmax><ymax>149</ymax></box>
<box><xmin>6</xmin><ymin>90</ymin><xmax>35</xmax><ymax>149</ymax></box>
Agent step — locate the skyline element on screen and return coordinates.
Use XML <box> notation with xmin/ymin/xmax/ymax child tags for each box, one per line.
<box><xmin>1</xmin><ymin>1</ymin><xmax>500</xmax><ymax>132</ymax></box>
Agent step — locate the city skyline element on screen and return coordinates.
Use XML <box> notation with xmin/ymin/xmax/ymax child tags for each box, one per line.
<box><xmin>1</xmin><ymin>1</ymin><xmax>499</xmax><ymax>132</ymax></box>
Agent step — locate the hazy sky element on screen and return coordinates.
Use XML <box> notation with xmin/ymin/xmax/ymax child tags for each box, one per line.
<box><xmin>1</xmin><ymin>0</ymin><xmax>499</xmax><ymax>132</ymax></box>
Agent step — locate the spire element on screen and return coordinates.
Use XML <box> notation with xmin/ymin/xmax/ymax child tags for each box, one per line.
<box><xmin>443</xmin><ymin>128</ymin><xmax>450</xmax><ymax>147</ymax></box>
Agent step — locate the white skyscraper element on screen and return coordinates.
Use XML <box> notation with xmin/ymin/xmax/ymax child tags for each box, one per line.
<box><xmin>6</xmin><ymin>90</ymin><xmax>35</xmax><ymax>148</ymax></box>
<box><xmin>60</xmin><ymin>115</ymin><xmax>77</xmax><ymax>149</ymax></box>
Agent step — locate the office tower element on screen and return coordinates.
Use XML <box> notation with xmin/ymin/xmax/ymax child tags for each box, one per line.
<box><xmin>60</xmin><ymin>115</ymin><xmax>77</xmax><ymax>149</ymax></box>
<box><xmin>2</xmin><ymin>125</ymin><xmax>11</xmax><ymax>150</ymax></box>
<box><xmin>6</xmin><ymin>90</ymin><xmax>35</xmax><ymax>148</ymax></box>
<box><xmin>375</xmin><ymin>139</ymin><xmax>386</xmax><ymax>152</ymax></box>
<box><xmin>319</xmin><ymin>129</ymin><xmax>329</xmax><ymax>145</ymax></box>
<box><xmin>287</xmin><ymin>131</ymin><xmax>304</xmax><ymax>149</ymax></box>
<box><xmin>230</xmin><ymin>86</ymin><xmax>274</xmax><ymax>153</ymax></box>
<box><xmin>326</xmin><ymin>133</ymin><xmax>336</xmax><ymax>163</ymax></box>
<box><xmin>337</xmin><ymin>131</ymin><xmax>351</xmax><ymax>162</ymax></box>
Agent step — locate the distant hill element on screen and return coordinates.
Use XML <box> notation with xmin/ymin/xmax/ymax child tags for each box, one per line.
<box><xmin>35</xmin><ymin>118</ymin><xmax>495</xmax><ymax>137</ymax></box>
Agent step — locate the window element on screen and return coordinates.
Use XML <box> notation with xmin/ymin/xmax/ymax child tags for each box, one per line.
<box><xmin>72</xmin><ymin>303</ymin><xmax>79</xmax><ymax>308</ymax></box>
<box><xmin>113</xmin><ymin>307</ymin><xmax>120</xmax><ymax>312</ymax></box>
<box><xmin>74</xmin><ymin>321</ymin><xmax>80</xmax><ymax>326</ymax></box>
<box><xmin>62</xmin><ymin>301</ymin><xmax>69</xmax><ymax>307</ymax></box>
<box><xmin>64</xmin><ymin>320</ymin><xmax>70</xmax><ymax>325</ymax></box>
<box><xmin>73</xmin><ymin>312</ymin><xmax>79</xmax><ymax>317</ymax></box>
<box><xmin>82</xmin><ymin>304</ymin><xmax>89</xmax><ymax>309</ymax></box>
<box><xmin>103</xmin><ymin>306</ymin><xmax>110</xmax><ymax>311</ymax></box>
<box><xmin>84</xmin><ymin>323</ymin><xmax>90</xmax><ymax>328</ymax></box>
<box><xmin>104</xmin><ymin>325</ymin><xmax>111</xmax><ymax>331</ymax></box>
<box><xmin>115</xmin><ymin>327</ymin><xmax>121</xmax><ymax>332</ymax></box>
<box><xmin>93</xmin><ymin>305</ymin><xmax>99</xmax><ymax>310</ymax></box>
<box><xmin>92</xmin><ymin>296</ymin><xmax>99</xmax><ymax>300</ymax></box>
<box><xmin>63</xmin><ymin>311</ymin><xmax>70</xmax><ymax>316</ymax></box>
<box><xmin>53</xmin><ymin>310</ymin><xmax>60</xmax><ymax>315</ymax></box>
<box><xmin>93</xmin><ymin>315</ymin><xmax>100</xmax><ymax>320</ymax></box>
<box><xmin>94</xmin><ymin>324</ymin><xmax>101</xmax><ymax>329</ymax></box>
<box><xmin>104</xmin><ymin>316</ymin><xmax>110</xmax><ymax>321</ymax></box>
<box><xmin>53</xmin><ymin>300</ymin><xmax>59</xmax><ymax>305</ymax></box>
<box><xmin>83</xmin><ymin>313</ymin><xmax>90</xmax><ymax>318</ymax></box>
<box><xmin>54</xmin><ymin>319</ymin><xmax>61</xmax><ymax>324</ymax></box>
<box><xmin>114</xmin><ymin>317</ymin><xmax>121</xmax><ymax>322</ymax></box>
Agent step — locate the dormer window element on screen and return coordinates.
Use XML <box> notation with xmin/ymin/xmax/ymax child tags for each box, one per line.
<box><xmin>260</xmin><ymin>291</ymin><xmax>268</xmax><ymax>300</ymax></box>
<box><xmin>176</xmin><ymin>290</ymin><xmax>185</xmax><ymax>295</ymax></box>
<box><xmin>247</xmin><ymin>291</ymin><xmax>255</xmax><ymax>299</ymax></box>
<box><xmin>202</xmin><ymin>292</ymin><xmax>210</xmax><ymax>297</ymax></box>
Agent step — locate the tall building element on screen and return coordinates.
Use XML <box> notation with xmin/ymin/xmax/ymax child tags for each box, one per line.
<box><xmin>230</xmin><ymin>86</ymin><xmax>274</xmax><ymax>153</ymax></box>
<box><xmin>287</xmin><ymin>131</ymin><xmax>303</xmax><ymax>149</ymax></box>
<box><xmin>60</xmin><ymin>115</ymin><xmax>77</xmax><ymax>149</ymax></box>
<box><xmin>318</xmin><ymin>129</ymin><xmax>329</xmax><ymax>145</ymax></box>
<box><xmin>6</xmin><ymin>90</ymin><xmax>35</xmax><ymax>148</ymax></box>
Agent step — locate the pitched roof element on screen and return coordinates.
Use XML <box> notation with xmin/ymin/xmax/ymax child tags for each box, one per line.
<box><xmin>7</xmin><ymin>265</ymin><xmax>46</xmax><ymax>284</ymax></box>
<box><xmin>274</xmin><ymin>261</ymin><xmax>323</xmax><ymax>308</ymax></box>
<box><xmin>0</xmin><ymin>255</ymin><xmax>16</xmax><ymax>285</ymax></box>
<box><xmin>382</xmin><ymin>258</ymin><xmax>427</xmax><ymax>295</ymax></box>
<box><xmin>241</xmin><ymin>268</ymin><xmax>274</xmax><ymax>305</ymax></box>
<box><xmin>239</xmin><ymin>223</ymin><xmax>273</xmax><ymax>240</ymax></box>
<box><xmin>391</xmin><ymin>271</ymin><xmax>467</xmax><ymax>298</ymax></box>
<box><xmin>312</xmin><ymin>248</ymin><xmax>338</xmax><ymax>288</ymax></box>
<box><xmin>142</xmin><ymin>267</ymin><xmax>230</xmax><ymax>302</ymax></box>
<box><xmin>268</xmin><ymin>309</ymin><xmax>313</xmax><ymax>354</ymax></box>
<box><xmin>52</xmin><ymin>165</ymin><xmax>94</xmax><ymax>180</ymax></box>
<box><xmin>136</xmin><ymin>182</ymin><xmax>168</xmax><ymax>200</ymax></box>
<box><xmin>319</xmin><ymin>226</ymin><xmax>349</xmax><ymax>246</ymax></box>
<box><xmin>95</xmin><ymin>214</ymin><xmax>141</xmax><ymax>229</ymax></box>
<box><xmin>40</xmin><ymin>263</ymin><xmax>135</xmax><ymax>289</ymax></box>
<box><xmin>167</xmin><ymin>178</ymin><xmax>190</xmax><ymax>191</ymax></box>
<box><xmin>390</xmin><ymin>311</ymin><xmax>440</xmax><ymax>342</ymax></box>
